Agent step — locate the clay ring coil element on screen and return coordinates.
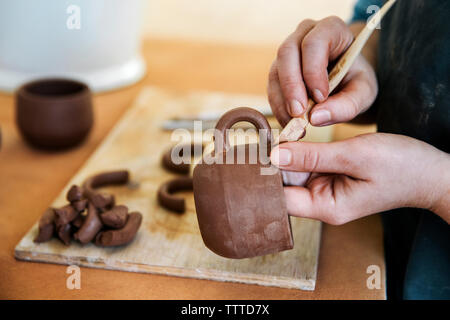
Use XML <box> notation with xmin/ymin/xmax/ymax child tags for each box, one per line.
<box><xmin>157</xmin><ymin>177</ymin><xmax>193</xmax><ymax>213</ymax></box>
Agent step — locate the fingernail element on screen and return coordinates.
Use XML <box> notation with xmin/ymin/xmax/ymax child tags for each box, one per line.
<box><xmin>310</xmin><ymin>109</ymin><xmax>331</xmax><ymax>125</ymax></box>
<box><xmin>313</xmin><ymin>89</ymin><xmax>325</xmax><ymax>103</ymax></box>
<box><xmin>288</xmin><ymin>100</ymin><xmax>304</xmax><ymax>116</ymax></box>
<box><xmin>271</xmin><ymin>147</ymin><xmax>292</xmax><ymax>167</ymax></box>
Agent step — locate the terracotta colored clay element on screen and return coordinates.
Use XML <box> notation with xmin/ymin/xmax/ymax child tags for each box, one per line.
<box><xmin>100</xmin><ymin>205</ymin><xmax>128</xmax><ymax>228</ymax></box>
<box><xmin>67</xmin><ymin>185</ymin><xmax>84</xmax><ymax>202</ymax></box>
<box><xmin>73</xmin><ymin>202</ymin><xmax>103</xmax><ymax>244</ymax></box>
<box><xmin>89</xmin><ymin>193</ymin><xmax>115</xmax><ymax>210</ymax></box>
<box><xmin>83</xmin><ymin>170</ymin><xmax>128</xmax><ymax>210</ymax></box>
<box><xmin>57</xmin><ymin>224</ymin><xmax>72</xmax><ymax>245</ymax></box>
<box><xmin>162</xmin><ymin>143</ymin><xmax>202</xmax><ymax>174</ymax></box>
<box><xmin>193</xmin><ymin>107</ymin><xmax>293</xmax><ymax>259</ymax></box>
<box><xmin>72</xmin><ymin>198</ymin><xmax>88</xmax><ymax>212</ymax></box>
<box><xmin>34</xmin><ymin>208</ymin><xmax>55</xmax><ymax>243</ymax></box>
<box><xmin>16</xmin><ymin>78</ymin><xmax>93</xmax><ymax>150</ymax></box>
<box><xmin>95</xmin><ymin>212</ymin><xmax>142</xmax><ymax>247</ymax></box>
<box><xmin>83</xmin><ymin>170</ymin><xmax>129</xmax><ymax>189</ymax></box>
<box><xmin>157</xmin><ymin>177</ymin><xmax>193</xmax><ymax>213</ymax></box>
<box><xmin>32</xmin><ymin>171</ymin><xmax>141</xmax><ymax>247</ymax></box>
<box><xmin>54</xmin><ymin>204</ymin><xmax>79</xmax><ymax>227</ymax></box>
<box><xmin>72</xmin><ymin>214</ymin><xmax>85</xmax><ymax>229</ymax></box>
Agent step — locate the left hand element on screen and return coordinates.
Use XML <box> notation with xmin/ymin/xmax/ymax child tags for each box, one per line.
<box><xmin>270</xmin><ymin>133</ymin><xmax>450</xmax><ymax>224</ymax></box>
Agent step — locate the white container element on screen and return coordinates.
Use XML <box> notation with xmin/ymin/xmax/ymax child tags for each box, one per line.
<box><xmin>0</xmin><ymin>0</ymin><xmax>146</xmax><ymax>92</ymax></box>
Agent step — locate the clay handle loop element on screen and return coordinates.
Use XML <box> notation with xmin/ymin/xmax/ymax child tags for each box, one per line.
<box><xmin>214</xmin><ymin>107</ymin><xmax>272</xmax><ymax>155</ymax></box>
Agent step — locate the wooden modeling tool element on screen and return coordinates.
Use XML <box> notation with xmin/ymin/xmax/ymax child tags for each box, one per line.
<box><xmin>277</xmin><ymin>0</ymin><xmax>397</xmax><ymax>144</ymax></box>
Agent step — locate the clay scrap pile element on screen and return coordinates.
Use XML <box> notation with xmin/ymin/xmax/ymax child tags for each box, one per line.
<box><xmin>34</xmin><ymin>170</ymin><xmax>142</xmax><ymax>247</ymax></box>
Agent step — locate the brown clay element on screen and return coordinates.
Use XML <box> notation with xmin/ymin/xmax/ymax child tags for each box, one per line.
<box><xmin>161</xmin><ymin>143</ymin><xmax>202</xmax><ymax>174</ymax></box>
<box><xmin>67</xmin><ymin>185</ymin><xmax>84</xmax><ymax>202</ymax></box>
<box><xmin>54</xmin><ymin>204</ymin><xmax>79</xmax><ymax>227</ymax></box>
<box><xmin>72</xmin><ymin>198</ymin><xmax>88</xmax><ymax>212</ymax></box>
<box><xmin>83</xmin><ymin>170</ymin><xmax>130</xmax><ymax>189</ymax></box>
<box><xmin>15</xmin><ymin>78</ymin><xmax>93</xmax><ymax>150</ymax></box>
<box><xmin>34</xmin><ymin>208</ymin><xmax>55</xmax><ymax>243</ymax></box>
<box><xmin>157</xmin><ymin>177</ymin><xmax>193</xmax><ymax>213</ymax></box>
<box><xmin>100</xmin><ymin>205</ymin><xmax>129</xmax><ymax>229</ymax></box>
<box><xmin>89</xmin><ymin>193</ymin><xmax>115</xmax><ymax>211</ymax></box>
<box><xmin>95</xmin><ymin>212</ymin><xmax>142</xmax><ymax>247</ymax></box>
<box><xmin>82</xmin><ymin>170</ymin><xmax>129</xmax><ymax>209</ymax></box>
<box><xmin>73</xmin><ymin>202</ymin><xmax>103</xmax><ymax>244</ymax></box>
<box><xmin>193</xmin><ymin>107</ymin><xmax>293</xmax><ymax>259</ymax></box>
<box><xmin>71</xmin><ymin>214</ymin><xmax>85</xmax><ymax>229</ymax></box>
<box><xmin>57</xmin><ymin>224</ymin><xmax>72</xmax><ymax>245</ymax></box>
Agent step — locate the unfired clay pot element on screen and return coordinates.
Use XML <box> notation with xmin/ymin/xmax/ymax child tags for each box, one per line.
<box><xmin>193</xmin><ymin>107</ymin><xmax>293</xmax><ymax>259</ymax></box>
<box><xmin>16</xmin><ymin>78</ymin><xmax>93</xmax><ymax>150</ymax></box>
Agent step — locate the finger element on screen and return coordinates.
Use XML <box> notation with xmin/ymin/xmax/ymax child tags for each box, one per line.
<box><xmin>301</xmin><ymin>16</ymin><xmax>354</xmax><ymax>103</ymax></box>
<box><xmin>284</xmin><ymin>186</ymin><xmax>314</xmax><ymax>217</ymax></box>
<box><xmin>284</xmin><ymin>182</ymin><xmax>351</xmax><ymax>225</ymax></box>
<box><xmin>270</xmin><ymin>140</ymin><xmax>363</xmax><ymax>176</ymax></box>
<box><xmin>267</xmin><ymin>62</ymin><xmax>292</xmax><ymax>126</ymax></box>
<box><xmin>277</xmin><ymin>20</ymin><xmax>316</xmax><ymax>117</ymax></box>
<box><xmin>310</xmin><ymin>64</ymin><xmax>377</xmax><ymax>126</ymax></box>
<box><xmin>285</xmin><ymin>174</ymin><xmax>376</xmax><ymax>225</ymax></box>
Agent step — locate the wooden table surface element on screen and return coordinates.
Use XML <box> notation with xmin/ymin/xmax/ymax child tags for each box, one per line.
<box><xmin>0</xmin><ymin>38</ymin><xmax>384</xmax><ymax>300</ymax></box>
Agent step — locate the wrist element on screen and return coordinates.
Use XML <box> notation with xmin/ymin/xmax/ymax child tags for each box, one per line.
<box><xmin>427</xmin><ymin>150</ymin><xmax>450</xmax><ymax>223</ymax></box>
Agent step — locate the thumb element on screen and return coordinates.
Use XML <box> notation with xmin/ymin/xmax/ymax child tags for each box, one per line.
<box><xmin>270</xmin><ymin>140</ymin><xmax>360</xmax><ymax>175</ymax></box>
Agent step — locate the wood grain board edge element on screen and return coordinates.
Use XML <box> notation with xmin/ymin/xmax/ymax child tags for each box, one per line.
<box><xmin>14</xmin><ymin>248</ymin><xmax>316</xmax><ymax>291</ymax></box>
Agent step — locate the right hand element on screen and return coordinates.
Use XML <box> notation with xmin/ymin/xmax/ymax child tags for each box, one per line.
<box><xmin>267</xmin><ymin>16</ymin><xmax>378</xmax><ymax>127</ymax></box>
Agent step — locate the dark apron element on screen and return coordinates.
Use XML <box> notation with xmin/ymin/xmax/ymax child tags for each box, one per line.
<box><xmin>374</xmin><ymin>0</ymin><xmax>450</xmax><ymax>299</ymax></box>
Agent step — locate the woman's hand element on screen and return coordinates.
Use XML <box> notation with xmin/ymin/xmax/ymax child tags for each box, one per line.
<box><xmin>270</xmin><ymin>133</ymin><xmax>450</xmax><ymax>224</ymax></box>
<box><xmin>267</xmin><ymin>16</ymin><xmax>378</xmax><ymax>127</ymax></box>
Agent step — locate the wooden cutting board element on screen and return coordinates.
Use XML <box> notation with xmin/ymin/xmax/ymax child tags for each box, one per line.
<box><xmin>15</xmin><ymin>86</ymin><xmax>331</xmax><ymax>290</ymax></box>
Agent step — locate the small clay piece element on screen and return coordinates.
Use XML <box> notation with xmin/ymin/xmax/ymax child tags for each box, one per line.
<box><xmin>33</xmin><ymin>169</ymin><xmax>141</xmax><ymax>247</ymax></box>
<box><xmin>157</xmin><ymin>177</ymin><xmax>193</xmax><ymax>213</ymax></box>
<box><xmin>71</xmin><ymin>214</ymin><xmax>85</xmax><ymax>229</ymax></box>
<box><xmin>193</xmin><ymin>107</ymin><xmax>293</xmax><ymax>259</ymax></box>
<box><xmin>15</xmin><ymin>78</ymin><xmax>93</xmax><ymax>150</ymax></box>
<box><xmin>54</xmin><ymin>204</ymin><xmax>79</xmax><ymax>227</ymax></box>
<box><xmin>57</xmin><ymin>224</ymin><xmax>72</xmax><ymax>245</ymax></box>
<box><xmin>89</xmin><ymin>193</ymin><xmax>115</xmax><ymax>210</ymax></box>
<box><xmin>161</xmin><ymin>143</ymin><xmax>202</xmax><ymax>175</ymax></box>
<box><xmin>95</xmin><ymin>212</ymin><xmax>142</xmax><ymax>247</ymax></box>
<box><xmin>34</xmin><ymin>208</ymin><xmax>55</xmax><ymax>243</ymax></box>
<box><xmin>72</xmin><ymin>198</ymin><xmax>88</xmax><ymax>212</ymax></box>
<box><xmin>67</xmin><ymin>185</ymin><xmax>84</xmax><ymax>202</ymax></box>
<box><xmin>82</xmin><ymin>170</ymin><xmax>129</xmax><ymax>209</ymax></box>
<box><xmin>73</xmin><ymin>202</ymin><xmax>103</xmax><ymax>244</ymax></box>
<box><xmin>83</xmin><ymin>170</ymin><xmax>129</xmax><ymax>190</ymax></box>
<box><xmin>100</xmin><ymin>205</ymin><xmax>129</xmax><ymax>229</ymax></box>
